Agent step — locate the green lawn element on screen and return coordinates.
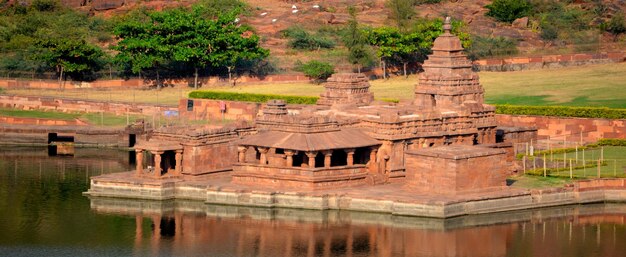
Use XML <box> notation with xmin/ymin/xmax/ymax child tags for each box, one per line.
<box><xmin>507</xmin><ymin>175</ymin><xmax>573</xmax><ymax>189</ymax></box>
<box><xmin>521</xmin><ymin>146</ymin><xmax>626</xmax><ymax>179</ymax></box>
<box><xmin>0</xmin><ymin>108</ymin><xmax>146</xmax><ymax>127</ymax></box>
<box><xmin>3</xmin><ymin>62</ymin><xmax>626</xmax><ymax>108</ymax></box>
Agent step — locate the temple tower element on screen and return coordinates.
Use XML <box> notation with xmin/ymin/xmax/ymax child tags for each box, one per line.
<box><xmin>414</xmin><ymin>17</ymin><xmax>485</xmax><ymax>110</ymax></box>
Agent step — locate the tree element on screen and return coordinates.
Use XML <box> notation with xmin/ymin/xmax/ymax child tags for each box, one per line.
<box><xmin>113</xmin><ymin>8</ymin><xmax>169</xmax><ymax>88</ymax></box>
<box><xmin>114</xmin><ymin>6</ymin><xmax>268</xmax><ymax>88</ymax></box>
<box><xmin>362</xmin><ymin>26</ymin><xmax>401</xmax><ymax>79</ymax></box>
<box><xmin>385</xmin><ymin>0</ymin><xmax>416</xmax><ymax>30</ymax></box>
<box><xmin>157</xmin><ymin>6</ymin><xmax>216</xmax><ymax>89</ymax></box>
<box><xmin>363</xmin><ymin>18</ymin><xmax>471</xmax><ymax>78</ymax></box>
<box><xmin>210</xmin><ymin>10</ymin><xmax>269</xmax><ymax>84</ymax></box>
<box><xmin>33</xmin><ymin>38</ymin><xmax>104</xmax><ymax>88</ymax></box>
<box><xmin>343</xmin><ymin>6</ymin><xmax>375</xmax><ymax>73</ymax></box>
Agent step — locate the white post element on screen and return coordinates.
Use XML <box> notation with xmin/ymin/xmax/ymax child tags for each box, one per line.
<box><xmin>543</xmin><ymin>154</ymin><xmax>547</xmax><ymax>177</ymax></box>
<box><xmin>569</xmin><ymin>159</ymin><xmax>573</xmax><ymax>179</ymax></box>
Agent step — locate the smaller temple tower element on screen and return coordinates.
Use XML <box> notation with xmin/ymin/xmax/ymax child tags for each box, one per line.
<box><xmin>317</xmin><ymin>73</ymin><xmax>374</xmax><ymax>107</ymax></box>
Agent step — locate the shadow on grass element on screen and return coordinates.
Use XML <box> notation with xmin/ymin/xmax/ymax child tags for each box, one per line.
<box><xmin>486</xmin><ymin>95</ymin><xmax>552</xmax><ymax>106</ymax></box>
<box><xmin>487</xmin><ymin>95</ymin><xmax>626</xmax><ymax>109</ymax></box>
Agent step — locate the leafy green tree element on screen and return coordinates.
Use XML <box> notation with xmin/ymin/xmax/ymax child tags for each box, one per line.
<box><xmin>155</xmin><ymin>6</ymin><xmax>216</xmax><ymax>89</ymax></box>
<box><xmin>210</xmin><ymin>10</ymin><xmax>269</xmax><ymax>83</ymax></box>
<box><xmin>33</xmin><ymin>38</ymin><xmax>104</xmax><ymax>88</ymax></box>
<box><xmin>485</xmin><ymin>0</ymin><xmax>532</xmax><ymax>23</ymax></box>
<box><xmin>363</xmin><ymin>18</ymin><xmax>471</xmax><ymax>78</ymax></box>
<box><xmin>113</xmin><ymin>8</ymin><xmax>169</xmax><ymax>87</ymax></box>
<box><xmin>343</xmin><ymin>6</ymin><xmax>375</xmax><ymax>73</ymax></box>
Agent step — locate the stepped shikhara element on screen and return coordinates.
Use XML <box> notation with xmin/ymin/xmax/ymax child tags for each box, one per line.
<box><xmin>415</xmin><ymin>17</ymin><xmax>487</xmax><ymax>110</ymax></box>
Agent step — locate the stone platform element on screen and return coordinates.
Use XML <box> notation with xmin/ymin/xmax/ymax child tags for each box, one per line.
<box><xmin>85</xmin><ymin>172</ymin><xmax>626</xmax><ymax>218</ymax></box>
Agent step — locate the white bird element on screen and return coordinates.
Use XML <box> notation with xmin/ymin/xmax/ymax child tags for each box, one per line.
<box><xmin>272</xmin><ymin>19</ymin><xmax>277</xmax><ymax>23</ymax></box>
<box><xmin>313</xmin><ymin>5</ymin><xmax>319</xmax><ymax>9</ymax></box>
<box><xmin>292</xmin><ymin>9</ymin><xmax>298</xmax><ymax>14</ymax></box>
<box><xmin>292</xmin><ymin>5</ymin><xmax>297</xmax><ymax>9</ymax></box>
<box><xmin>260</xmin><ymin>12</ymin><xmax>267</xmax><ymax>16</ymax></box>
<box><xmin>234</xmin><ymin>17</ymin><xmax>240</xmax><ymax>23</ymax></box>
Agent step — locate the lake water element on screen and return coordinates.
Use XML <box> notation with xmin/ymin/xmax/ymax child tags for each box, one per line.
<box><xmin>1</xmin><ymin>146</ymin><xmax>625</xmax><ymax>257</ymax></box>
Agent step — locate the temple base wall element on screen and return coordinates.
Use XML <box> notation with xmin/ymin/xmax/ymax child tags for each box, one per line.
<box><xmin>182</xmin><ymin>142</ymin><xmax>238</xmax><ymax>176</ymax></box>
<box><xmin>404</xmin><ymin>146</ymin><xmax>508</xmax><ymax>194</ymax></box>
<box><xmin>231</xmin><ymin>164</ymin><xmax>369</xmax><ymax>190</ymax></box>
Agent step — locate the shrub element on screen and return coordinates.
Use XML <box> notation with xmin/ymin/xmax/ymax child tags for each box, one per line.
<box><xmin>605</xmin><ymin>13</ymin><xmax>626</xmax><ymax>40</ymax></box>
<box><xmin>188</xmin><ymin>91</ymin><xmax>319</xmax><ymax>104</ymax></box>
<box><xmin>485</xmin><ymin>0</ymin><xmax>533</xmax><ymax>23</ymax></box>
<box><xmin>30</xmin><ymin>0</ymin><xmax>59</xmax><ymax>12</ymax></box>
<box><xmin>282</xmin><ymin>26</ymin><xmax>335</xmax><ymax>50</ymax></box>
<box><xmin>597</xmin><ymin>139</ymin><xmax>626</xmax><ymax>146</ymax></box>
<box><xmin>495</xmin><ymin>105</ymin><xmax>626</xmax><ymax>119</ymax></box>
<box><xmin>465</xmin><ymin>36</ymin><xmax>518</xmax><ymax>59</ymax></box>
<box><xmin>540</xmin><ymin>24</ymin><xmax>558</xmax><ymax>40</ymax></box>
<box><xmin>294</xmin><ymin>60</ymin><xmax>335</xmax><ymax>82</ymax></box>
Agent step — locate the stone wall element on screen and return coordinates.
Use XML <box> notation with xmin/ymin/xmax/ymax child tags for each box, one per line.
<box><xmin>0</xmin><ymin>74</ymin><xmax>311</xmax><ymax>90</ymax></box>
<box><xmin>0</xmin><ymin>95</ymin><xmax>176</xmax><ymax>116</ymax></box>
<box><xmin>179</xmin><ymin>98</ymin><xmax>261</xmax><ymax>121</ymax></box>
<box><xmin>473</xmin><ymin>52</ymin><xmax>626</xmax><ymax>71</ymax></box>
<box><xmin>496</xmin><ymin>114</ymin><xmax>626</xmax><ymax>143</ymax></box>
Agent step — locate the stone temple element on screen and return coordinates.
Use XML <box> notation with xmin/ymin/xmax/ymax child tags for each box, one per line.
<box><xmin>87</xmin><ymin>18</ymin><xmax>535</xmax><ymax>212</ymax></box>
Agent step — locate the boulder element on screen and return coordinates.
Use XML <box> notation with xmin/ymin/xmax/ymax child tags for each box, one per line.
<box><xmin>512</xmin><ymin>17</ymin><xmax>529</xmax><ymax>28</ymax></box>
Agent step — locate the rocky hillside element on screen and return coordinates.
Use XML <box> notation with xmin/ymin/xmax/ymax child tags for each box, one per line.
<box><xmin>6</xmin><ymin>0</ymin><xmax>626</xmax><ymax>72</ymax></box>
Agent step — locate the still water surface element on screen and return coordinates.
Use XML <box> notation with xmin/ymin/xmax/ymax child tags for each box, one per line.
<box><xmin>1</xmin><ymin>146</ymin><xmax>626</xmax><ymax>257</ymax></box>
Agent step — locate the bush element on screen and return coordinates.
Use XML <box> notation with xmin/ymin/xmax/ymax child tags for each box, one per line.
<box><xmin>495</xmin><ymin>105</ymin><xmax>626</xmax><ymax>119</ymax></box>
<box><xmin>188</xmin><ymin>91</ymin><xmax>319</xmax><ymax>104</ymax></box>
<box><xmin>294</xmin><ymin>60</ymin><xmax>335</xmax><ymax>82</ymax></box>
<box><xmin>605</xmin><ymin>13</ymin><xmax>626</xmax><ymax>40</ymax></box>
<box><xmin>485</xmin><ymin>0</ymin><xmax>533</xmax><ymax>23</ymax></box>
<box><xmin>597</xmin><ymin>139</ymin><xmax>626</xmax><ymax>146</ymax></box>
<box><xmin>282</xmin><ymin>26</ymin><xmax>335</xmax><ymax>50</ymax></box>
<box><xmin>30</xmin><ymin>0</ymin><xmax>59</xmax><ymax>12</ymax></box>
<box><xmin>465</xmin><ymin>36</ymin><xmax>518</xmax><ymax>59</ymax></box>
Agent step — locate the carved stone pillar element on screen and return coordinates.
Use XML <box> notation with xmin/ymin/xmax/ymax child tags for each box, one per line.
<box><xmin>257</xmin><ymin>147</ymin><xmax>269</xmax><ymax>165</ymax></box>
<box><xmin>306</xmin><ymin>151</ymin><xmax>317</xmax><ymax>168</ymax></box>
<box><xmin>284</xmin><ymin>150</ymin><xmax>295</xmax><ymax>167</ymax></box>
<box><xmin>369</xmin><ymin>147</ymin><xmax>378</xmax><ymax>164</ymax></box>
<box><xmin>153</xmin><ymin>151</ymin><xmax>163</xmax><ymax>178</ymax></box>
<box><xmin>136</xmin><ymin>149</ymin><xmax>143</xmax><ymax>176</ymax></box>
<box><xmin>237</xmin><ymin>146</ymin><xmax>247</xmax><ymax>163</ymax></box>
<box><xmin>345</xmin><ymin>148</ymin><xmax>355</xmax><ymax>166</ymax></box>
<box><xmin>174</xmin><ymin>150</ymin><xmax>183</xmax><ymax>176</ymax></box>
<box><xmin>322</xmin><ymin>150</ymin><xmax>333</xmax><ymax>168</ymax></box>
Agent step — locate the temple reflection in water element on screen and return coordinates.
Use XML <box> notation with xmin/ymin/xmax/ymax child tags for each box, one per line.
<box><xmin>91</xmin><ymin>198</ymin><xmax>626</xmax><ymax>257</ymax></box>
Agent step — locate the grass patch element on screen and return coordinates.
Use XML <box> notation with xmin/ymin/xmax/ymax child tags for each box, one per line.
<box><xmin>0</xmin><ymin>107</ymin><xmax>146</xmax><ymax>127</ymax></box>
<box><xmin>0</xmin><ymin>108</ymin><xmax>80</xmax><ymax>120</ymax></box>
<box><xmin>507</xmin><ymin>175</ymin><xmax>572</xmax><ymax>189</ymax></box>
